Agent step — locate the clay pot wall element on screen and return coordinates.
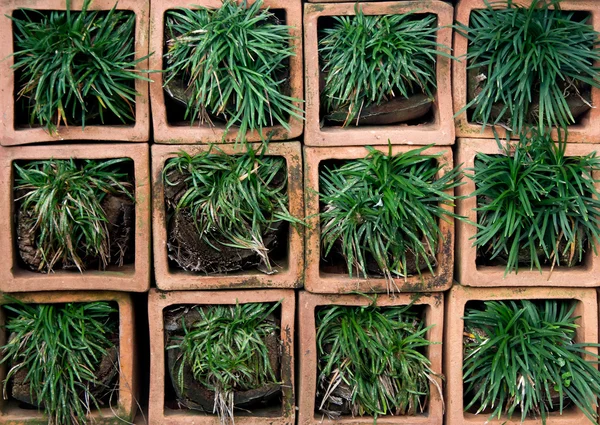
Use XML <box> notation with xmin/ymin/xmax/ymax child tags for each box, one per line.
<box><xmin>147</xmin><ymin>288</ymin><xmax>295</xmax><ymax>425</ymax></box>
<box><xmin>453</xmin><ymin>0</ymin><xmax>600</xmax><ymax>142</ymax></box>
<box><xmin>0</xmin><ymin>143</ymin><xmax>151</xmax><ymax>292</ymax></box>
<box><xmin>298</xmin><ymin>291</ymin><xmax>445</xmax><ymax>425</ymax></box>
<box><xmin>303</xmin><ymin>1</ymin><xmax>454</xmax><ymax>147</ymax></box>
<box><xmin>455</xmin><ymin>138</ymin><xmax>600</xmax><ymax>287</ymax></box>
<box><xmin>303</xmin><ymin>145</ymin><xmax>455</xmax><ymax>293</ymax></box>
<box><xmin>445</xmin><ymin>285</ymin><xmax>598</xmax><ymax>425</ymax></box>
<box><xmin>148</xmin><ymin>0</ymin><xmax>304</xmax><ymax>144</ymax></box>
<box><xmin>0</xmin><ymin>0</ymin><xmax>151</xmax><ymax>146</ymax></box>
<box><xmin>0</xmin><ymin>291</ymin><xmax>137</xmax><ymax>424</ymax></box>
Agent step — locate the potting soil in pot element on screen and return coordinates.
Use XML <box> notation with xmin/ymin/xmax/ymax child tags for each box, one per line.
<box><xmin>163</xmin><ymin>304</ymin><xmax>282</xmax><ymax>416</ymax></box>
<box><xmin>467</xmin><ymin>66</ymin><xmax>592</xmax><ymax>128</ymax></box>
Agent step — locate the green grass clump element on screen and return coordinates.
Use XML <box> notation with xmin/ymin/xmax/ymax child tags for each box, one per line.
<box><xmin>457</xmin><ymin>0</ymin><xmax>600</xmax><ymax>134</ymax></box>
<box><xmin>168</xmin><ymin>302</ymin><xmax>281</xmax><ymax>422</ymax></box>
<box><xmin>15</xmin><ymin>158</ymin><xmax>134</xmax><ymax>273</ymax></box>
<box><xmin>163</xmin><ymin>0</ymin><xmax>302</xmax><ymax>141</ymax></box>
<box><xmin>319</xmin><ymin>7</ymin><xmax>446</xmax><ymax>126</ymax></box>
<box><xmin>9</xmin><ymin>0</ymin><xmax>151</xmax><ymax>134</ymax></box>
<box><xmin>316</xmin><ymin>304</ymin><xmax>439</xmax><ymax>418</ymax></box>
<box><xmin>163</xmin><ymin>147</ymin><xmax>302</xmax><ymax>274</ymax></box>
<box><xmin>468</xmin><ymin>132</ymin><xmax>600</xmax><ymax>274</ymax></box>
<box><xmin>0</xmin><ymin>300</ymin><xmax>118</xmax><ymax>425</ymax></box>
<box><xmin>319</xmin><ymin>145</ymin><xmax>461</xmax><ymax>292</ymax></box>
<box><xmin>463</xmin><ymin>300</ymin><xmax>600</xmax><ymax>423</ymax></box>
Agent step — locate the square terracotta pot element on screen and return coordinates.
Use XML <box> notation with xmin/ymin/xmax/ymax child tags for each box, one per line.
<box><xmin>304</xmin><ymin>145</ymin><xmax>455</xmax><ymax>293</ymax></box>
<box><xmin>453</xmin><ymin>0</ymin><xmax>600</xmax><ymax>142</ymax></box>
<box><xmin>298</xmin><ymin>291</ymin><xmax>444</xmax><ymax>425</ymax></box>
<box><xmin>149</xmin><ymin>0</ymin><xmax>304</xmax><ymax>144</ymax></box>
<box><xmin>0</xmin><ymin>291</ymin><xmax>137</xmax><ymax>424</ymax></box>
<box><xmin>151</xmin><ymin>142</ymin><xmax>304</xmax><ymax>290</ymax></box>
<box><xmin>0</xmin><ymin>143</ymin><xmax>151</xmax><ymax>292</ymax></box>
<box><xmin>303</xmin><ymin>1</ymin><xmax>454</xmax><ymax>147</ymax></box>
<box><xmin>455</xmin><ymin>138</ymin><xmax>600</xmax><ymax>287</ymax></box>
<box><xmin>147</xmin><ymin>288</ymin><xmax>295</xmax><ymax>425</ymax></box>
<box><xmin>445</xmin><ymin>285</ymin><xmax>598</xmax><ymax>425</ymax></box>
<box><xmin>0</xmin><ymin>0</ymin><xmax>150</xmax><ymax>146</ymax></box>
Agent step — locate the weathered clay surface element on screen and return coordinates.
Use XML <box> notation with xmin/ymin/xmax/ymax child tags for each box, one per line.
<box><xmin>149</xmin><ymin>0</ymin><xmax>304</xmax><ymax>144</ymax></box>
<box><xmin>453</xmin><ymin>0</ymin><xmax>600</xmax><ymax>142</ymax></box>
<box><xmin>147</xmin><ymin>289</ymin><xmax>296</xmax><ymax>425</ymax></box>
<box><xmin>455</xmin><ymin>138</ymin><xmax>600</xmax><ymax>287</ymax></box>
<box><xmin>151</xmin><ymin>142</ymin><xmax>304</xmax><ymax>290</ymax></box>
<box><xmin>0</xmin><ymin>291</ymin><xmax>137</xmax><ymax>424</ymax></box>
<box><xmin>298</xmin><ymin>291</ymin><xmax>444</xmax><ymax>425</ymax></box>
<box><xmin>0</xmin><ymin>0</ymin><xmax>150</xmax><ymax>145</ymax></box>
<box><xmin>0</xmin><ymin>144</ymin><xmax>151</xmax><ymax>293</ymax></box>
<box><xmin>445</xmin><ymin>285</ymin><xmax>598</xmax><ymax>425</ymax></box>
<box><xmin>303</xmin><ymin>145</ymin><xmax>454</xmax><ymax>294</ymax></box>
<box><xmin>303</xmin><ymin>1</ymin><xmax>455</xmax><ymax>146</ymax></box>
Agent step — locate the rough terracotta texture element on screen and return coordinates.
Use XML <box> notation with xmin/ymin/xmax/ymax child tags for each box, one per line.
<box><xmin>0</xmin><ymin>0</ymin><xmax>150</xmax><ymax>146</ymax></box>
<box><xmin>304</xmin><ymin>145</ymin><xmax>455</xmax><ymax>293</ymax></box>
<box><xmin>453</xmin><ymin>0</ymin><xmax>600</xmax><ymax>142</ymax></box>
<box><xmin>0</xmin><ymin>291</ymin><xmax>137</xmax><ymax>425</ymax></box>
<box><xmin>303</xmin><ymin>1</ymin><xmax>454</xmax><ymax>147</ymax></box>
<box><xmin>151</xmin><ymin>142</ymin><xmax>304</xmax><ymax>290</ymax></box>
<box><xmin>298</xmin><ymin>291</ymin><xmax>444</xmax><ymax>425</ymax></box>
<box><xmin>149</xmin><ymin>0</ymin><xmax>303</xmax><ymax>144</ymax></box>
<box><xmin>455</xmin><ymin>138</ymin><xmax>600</xmax><ymax>287</ymax></box>
<box><xmin>445</xmin><ymin>285</ymin><xmax>598</xmax><ymax>425</ymax></box>
<box><xmin>0</xmin><ymin>144</ymin><xmax>151</xmax><ymax>292</ymax></box>
<box><xmin>147</xmin><ymin>288</ymin><xmax>295</xmax><ymax>425</ymax></box>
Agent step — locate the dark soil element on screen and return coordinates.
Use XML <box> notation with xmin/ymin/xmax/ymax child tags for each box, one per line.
<box><xmin>16</xmin><ymin>193</ymin><xmax>135</xmax><ymax>272</ymax></box>
<box><xmin>163</xmin><ymin>306</ymin><xmax>282</xmax><ymax>413</ymax></box>
<box><xmin>475</xmin><ymin>207</ymin><xmax>588</xmax><ymax>268</ymax></box>
<box><xmin>320</xmin><ymin>239</ymin><xmax>437</xmax><ymax>277</ymax></box>
<box><xmin>164</xmin><ymin>169</ymin><xmax>288</xmax><ymax>275</ymax></box>
<box><xmin>467</xmin><ymin>65</ymin><xmax>592</xmax><ymax>128</ymax></box>
<box><xmin>476</xmin><ymin>239</ymin><xmax>587</xmax><ymax>268</ymax></box>
<box><xmin>8</xmin><ymin>333</ymin><xmax>119</xmax><ymax>409</ymax></box>
<box><xmin>324</xmin><ymin>93</ymin><xmax>434</xmax><ymax>127</ymax></box>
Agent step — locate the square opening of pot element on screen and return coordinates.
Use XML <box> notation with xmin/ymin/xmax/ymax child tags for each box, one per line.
<box><xmin>161</xmin><ymin>302</ymin><xmax>285</xmax><ymax>419</ymax></box>
<box><xmin>10</xmin><ymin>158</ymin><xmax>137</xmax><ymax>277</ymax></box>
<box><xmin>10</xmin><ymin>9</ymin><xmax>138</xmax><ymax>130</ymax></box>
<box><xmin>317</xmin><ymin>158</ymin><xmax>443</xmax><ymax>280</ymax></box>
<box><xmin>464</xmin><ymin>9</ymin><xmax>593</xmax><ymax>129</ymax></box>
<box><xmin>312</xmin><ymin>304</ymin><xmax>433</xmax><ymax>420</ymax></box>
<box><xmin>461</xmin><ymin>298</ymin><xmax>583</xmax><ymax>420</ymax></box>
<box><xmin>0</xmin><ymin>301</ymin><xmax>121</xmax><ymax>419</ymax></box>
<box><xmin>472</xmin><ymin>152</ymin><xmax>592</xmax><ymax>273</ymax></box>
<box><xmin>315</xmin><ymin>14</ymin><xmax>439</xmax><ymax>131</ymax></box>
<box><xmin>162</xmin><ymin>154</ymin><xmax>292</xmax><ymax>278</ymax></box>
<box><xmin>161</xmin><ymin>8</ymin><xmax>291</xmax><ymax>129</ymax></box>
